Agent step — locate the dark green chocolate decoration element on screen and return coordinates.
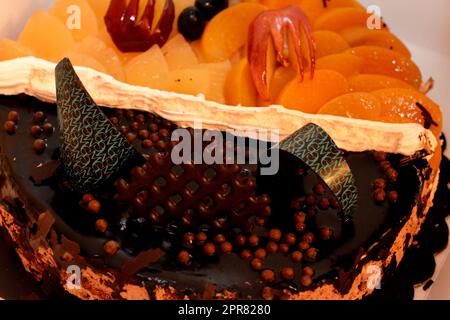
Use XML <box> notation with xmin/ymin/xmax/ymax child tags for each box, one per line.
<box><xmin>55</xmin><ymin>58</ymin><xmax>140</xmax><ymax>192</ymax></box>
<box><xmin>280</xmin><ymin>123</ymin><xmax>358</xmax><ymax>220</ymax></box>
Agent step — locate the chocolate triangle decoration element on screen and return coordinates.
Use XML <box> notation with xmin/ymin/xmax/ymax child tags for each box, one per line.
<box><xmin>55</xmin><ymin>58</ymin><xmax>141</xmax><ymax>192</ymax></box>
<box><xmin>279</xmin><ymin>123</ymin><xmax>358</xmax><ymax>220</ymax></box>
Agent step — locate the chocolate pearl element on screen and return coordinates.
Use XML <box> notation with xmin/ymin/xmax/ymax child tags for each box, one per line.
<box><xmin>306</xmin><ymin>208</ymin><xmax>317</xmax><ymax>217</ymax></box>
<box><xmin>320</xmin><ymin>227</ymin><xmax>334</xmax><ymax>241</ymax></box>
<box><xmin>380</xmin><ymin>160</ymin><xmax>391</xmax><ymax>172</ymax></box>
<box><xmin>7</xmin><ymin>111</ymin><xmax>19</xmax><ymax>123</ymax></box>
<box><xmin>290</xmin><ymin>198</ymin><xmax>303</xmax><ymax>210</ymax></box>
<box><xmin>178</xmin><ymin>250</ymin><xmax>190</xmax><ymax>265</ymax></box>
<box><xmin>318</xmin><ymin>198</ymin><xmax>330</xmax><ymax>210</ymax></box>
<box><xmin>109</xmin><ymin>116</ymin><xmax>119</xmax><ymax>125</ymax></box>
<box><xmin>261</xmin><ymin>269</ymin><xmax>275</xmax><ymax>282</ymax></box>
<box><xmin>87</xmin><ymin>200</ymin><xmax>101</xmax><ymax>214</ymax></box>
<box><xmin>388</xmin><ymin>190</ymin><xmax>399</xmax><ymax>203</ymax></box>
<box><xmin>296</xmin><ymin>167</ymin><xmax>306</xmax><ymax>176</ymax></box>
<box><xmin>261</xmin><ymin>287</ymin><xmax>274</xmax><ymax>300</ymax></box>
<box><xmin>159</xmin><ymin>128</ymin><xmax>170</xmax><ymax>138</ymax></box>
<box><xmin>220</xmin><ymin>241</ymin><xmax>233</xmax><ymax>254</ymax></box>
<box><xmin>138</xmin><ymin>129</ymin><xmax>150</xmax><ymax>140</ymax></box>
<box><xmin>203</xmin><ymin>243</ymin><xmax>216</xmax><ymax>256</ymax></box>
<box><xmin>162</xmin><ymin>120</ymin><xmax>172</xmax><ymax>128</ymax></box>
<box><xmin>302</xmin><ymin>266</ymin><xmax>315</xmax><ymax>277</ymax></box>
<box><xmin>294</xmin><ymin>212</ymin><xmax>306</xmax><ymax>224</ymax></box>
<box><xmin>196</xmin><ymin>232</ymin><xmax>208</xmax><ymax>245</ymax></box>
<box><xmin>136</xmin><ymin>114</ymin><xmax>146</xmax><ymax>124</ymax></box>
<box><xmin>254</xmin><ymin>248</ymin><xmax>267</xmax><ymax>260</ymax></box>
<box><xmin>251</xmin><ymin>258</ymin><xmax>263</xmax><ymax>271</ymax></box>
<box><xmin>373</xmin><ymin>178</ymin><xmax>387</xmax><ymax>190</ymax></box>
<box><xmin>387</xmin><ymin>168</ymin><xmax>398</xmax><ymax>182</ymax></box>
<box><xmin>295</xmin><ymin>223</ymin><xmax>306</xmax><ymax>233</ymax></box>
<box><xmin>42</xmin><ymin>122</ymin><xmax>54</xmax><ymax>135</ymax></box>
<box><xmin>103</xmin><ymin>240</ymin><xmax>119</xmax><ymax>255</ymax></box>
<box><xmin>33</xmin><ymin>111</ymin><xmax>45</xmax><ymax>123</ymax></box>
<box><xmin>305</xmin><ymin>195</ymin><xmax>317</xmax><ymax>206</ymax></box>
<box><xmin>302</xmin><ymin>232</ymin><xmax>315</xmax><ymax>244</ymax></box>
<box><xmin>214</xmin><ymin>234</ymin><xmax>226</xmax><ymax>244</ymax></box>
<box><xmin>156</xmin><ymin>140</ymin><xmax>167</xmax><ymax>150</ymax></box>
<box><xmin>373</xmin><ymin>151</ymin><xmax>387</xmax><ymax>162</ymax></box>
<box><xmin>115</xmin><ymin>109</ymin><xmax>124</xmax><ymax>117</ymax></box>
<box><xmin>298</xmin><ymin>241</ymin><xmax>310</xmax><ymax>252</ymax></box>
<box><xmin>126</xmin><ymin>110</ymin><xmax>135</xmax><ymax>120</ymax></box>
<box><xmin>142</xmin><ymin>139</ymin><xmax>153</xmax><ymax>149</ymax></box>
<box><xmin>235</xmin><ymin>234</ymin><xmax>247</xmax><ymax>246</ymax></box>
<box><xmin>130</xmin><ymin>122</ymin><xmax>139</xmax><ymax>132</ymax></box>
<box><xmin>373</xmin><ymin>189</ymin><xmax>386</xmax><ymax>203</ymax></box>
<box><xmin>4</xmin><ymin>121</ymin><xmax>16</xmax><ymax>134</ymax></box>
<box><xmin>82</xmin><ymin>193</ymin><xmax>95</xmax><ymax>203</ymax></box>
<box><xmin>291</xmin><ymin>251</ymin><xmax>303</xmax><ymax>263</ymax></box>
<box><xmin>149</xmin><ymin>133</ymin><xmax>159</xmax><ymax>143</ymax></box>
<box><xmin>280</xmin><ymin>267</ymin><xmax>295</xmax><ymax>281</ymax></box>
<box><xmin>248</xmin><ymin>234</ymin><xmax>259</xmax><ymax>247</ymax></box>
<box><xmin>255</xmin><ymin>217</ymin><xmax>266</xmax><ymax>226</ymax></box>
<box><xmin>33</xmin><ymin>139</ymin><xmax>46</xmax><ymax>154</ymax></box>
<box><xmin>126</xmin><ymin>132</ymin><xmax>137</xmax><ymax>143</ymax></box>
<box><xmin>268</xmin><ymin>229</ymin><xmax>282</xmax><ymax>242</ymax></box>
<box><xmin>119</xmin><ymin>125</ymin><xmax>128</xmax><ymax>134</ymax></box>
<box><xmin>149</xmin><ymin>123</ymin><xmax>159</xmax><ymax>132</ymax></box>
<box><xmin>314</xmin><ymin>183</ymin><xmax>326</xmax><ymax>195</ymax></box>
<box><xmin>183</xmin><ymin>232</ymin><xmax>195</xmax><ymax>246</ymax></box>
<box><xmin>240</xmin><ymin>249</ymin><xmax>252</xmax><ymax>260</ymax></box>
<box><xmin>279</xmin><ymin>243</ymin><xmax>290</xmax><ymax>254</ymax></box>
<box><xmin>95</xmin><ymin>219</ymin><xmax>108</xmax><ymax>233</ymax></box>
<box><xmin>284</xmin><ymin>233</ymin><xmax>297</xmax><ymax>245</ymax></box>
<box><xmin>30</xmin><ymin>125</ymin><xmax>42</xmax><ymax>137</ymax></box>
<box><xmin>266</xmin><ymin>241</ymin><xmax>278</xmax><ymax>254</ymax></box>
<box><xmin>305</xmin><ymin>248</ymin><xmax>318</xmax><ymax>261</ymax></box>
<box><xmin>300</xmin><ymin>275</ymin><xmax>312</xmax><ymax>287</ymax></box>
<box><xmin>330</xmin><ymin>198</ymin><xmax>340</xmax><ymax>209</ymax></box>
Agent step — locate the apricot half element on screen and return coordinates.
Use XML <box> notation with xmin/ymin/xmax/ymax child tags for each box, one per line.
<box><xmin>349</xmin><ymin>74</ymin><xmax>413</xmax><ymax>92</ymax></box>
<box><xmin>315</xmin><ymin>53</ymin><xmax>364</xmax><ymax>78</ymax></box>
<box><xmin>0</xmin><ymin>39</ymin><xmax>34</xmax><ymax>61</ymax></box>
<box><xmin>314</xmin><ymin>7</ymin><xmax>370</xmax><ymax>32</ymax></box>
<box><xmin>225</xmin><ymin>58</ymin><xmax>258</xmax><ymax>106</ymax></box>
<box><xmin>313</xmin><ymin>30</ymin><xmax>350</xmax><ymax>58</ymax></box>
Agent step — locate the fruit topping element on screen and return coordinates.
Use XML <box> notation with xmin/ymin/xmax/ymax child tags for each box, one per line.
<box><xmin>314</xmin><ymin>7</ymin><xmax>371</xmax><ymax>32</ymax></box>
<box><xmin>195</xmin><ymin>0</ymin><xmax>228</xmax><ymax>21</ymax></box>
<box><xmin>313</xmin><ymin>30</ymin><xmax>350</xmax><ymax>58</ymax></box>
<box><xmin>105</xmin><ymin>0</ymin><xmax>175</xmax><ymax>52</ymax></box>
<box><xmin>248</xmin><ymin>6</ymin><xmax>316</xmax><ymax>100</ymax></box>
<box><xmin>348</xmin><ymin>74</ymin><xmax>413</xmax><ymax>92</ymax></box>
<box><xmin>315</xmin><ymin>52</ymin><xmax>364</xmax><ymax>78</ymax></box>
<box><xmin>177</xmin><ymin>6</ymin><xmax>206</xmax><ymax>41</ymax></box>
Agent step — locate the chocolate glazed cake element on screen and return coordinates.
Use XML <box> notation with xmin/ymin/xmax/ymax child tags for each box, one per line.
<box><xmin>0</xmin><ymin>59</ymin><xmax>444</xmax><ymax>300</ymax></box>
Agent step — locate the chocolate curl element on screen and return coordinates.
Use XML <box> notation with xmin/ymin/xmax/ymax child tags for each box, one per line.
<box><xmin>55</xmin><ymin>58</ymin><xmax>142</xmax><ymax>192</ymax></box>
<box><xmin>279</xmin><ymin>123</ymin><xmax>358</xmax><ymax>220</ymax></box>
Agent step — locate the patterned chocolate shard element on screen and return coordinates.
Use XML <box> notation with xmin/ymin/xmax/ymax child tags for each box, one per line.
<box><xmin>279</xmin><ymin>123</ymin><xmax>358</xmax><ymax>220</ymax></box>
<box><xmin>55</xmin><ymin>58</ymin><xmax>142</xmax><ymax>192</ymax></box>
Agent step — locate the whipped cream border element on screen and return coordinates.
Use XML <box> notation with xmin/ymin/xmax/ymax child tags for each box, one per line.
<box><xmin>0</xmin><ymin>57</ymin><xmax>438</xmax><ymax>156</ymax></box>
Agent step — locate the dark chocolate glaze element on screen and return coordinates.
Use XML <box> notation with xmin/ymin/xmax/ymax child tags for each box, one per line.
<box><xmin>0</xmin><ymin>95</ymin><xmax>430</xmax><ymax>298</ymax></box>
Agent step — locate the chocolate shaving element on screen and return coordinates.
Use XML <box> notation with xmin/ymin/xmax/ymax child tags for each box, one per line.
<box><xmin>30</xmin><ymin>212</ymin><xmax>55</xmax><ymax>250</ymax></box>
<box><xmin>399</xmin><ymin>150</ymin><xmax>430</xmax><ymax>167</ymax></box>
<box><xmin>121</xmin><ymin>248</ymin><xmax>165</xmax><ymax>278</ymax></box>
<box><xmin>416</xmin><ymin>102</ymin><xmax>438</xmax><ymax>129</ymax></box>
<box><xmin>202</xmin><ymin>282</ymin><xmax>216</xmax><ymax>300</ymax></box>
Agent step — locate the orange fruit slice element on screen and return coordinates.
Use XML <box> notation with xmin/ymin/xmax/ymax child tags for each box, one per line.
<box><xmin>225</xmin><ymin>58</ymin><xmax>258</xmax><ymax>106</ymax></box>
<box><xmin>317</xmin><ymin>92</ymin><xmax>383</xmax><ymax>121</ymax></box>
<box><xmin>314</xmin><ymin>7</ymin><xmax>370</xmax><ymax>32</ymax></box>
<box><xmin>269</xmin><ymin>66</ymin><xmax>297</xmax><ymax>102</ymax></box>
<box><xmin>347</xmin><ymin>46</ymin><xmax>422</xmax><ymax>88</ymax></box>
<box><xmin>162</xmin><ymin>34</ymin><xmax>199</xmax><ymax>70</ymax></box>
<box><xmin>315</xmin><ymin>53</ymin><xmax>364</xmax><ymax>77</ymax></box>
<box><xmin>276</xmin><ymin>69</ymin><xmax>349</xmax><ymax>114</ymax></box>
<box><xmin>200</xmin><ymin>3</ymin><xmax>267</xmax><ymax>61</ymax></box>
<box><xmin>0</xmin><ymin>39</ymin><xmax>34</xmax><ymax>61</ymax></box>
<box><xmin>18</xmin><ymin>11</ymin><xmax>75</xmax><ymax>62</ymax></box>
<box><xmin>349</xmin><ymin>74</ymin><xmax>413</xmax><ymax>92</ymax></box>
<box><xmin>313</xmin><ymin>30</ymin><xmax>350</xmax><ymax>58</ymax></box>
<box><xmin>64</xmin><ymin>52</ymin><xmax>107</xmax><ymax>74</ymax></box>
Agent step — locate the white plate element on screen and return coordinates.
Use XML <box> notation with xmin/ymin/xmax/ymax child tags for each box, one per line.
<box><xmin>0</xmin><ymin>0</ymin><xmax>449</xmax><ymax>300</ymax></box>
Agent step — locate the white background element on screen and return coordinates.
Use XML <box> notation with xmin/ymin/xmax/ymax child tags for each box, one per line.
<box><xmin>0</xmin><ymin>0</ymin><xmax>449</xmax><ymax>299</ymax></box>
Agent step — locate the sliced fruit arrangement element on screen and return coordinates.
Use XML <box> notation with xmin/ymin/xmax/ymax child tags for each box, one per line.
<box><xmin>0</xmin><ymin>0</ymin><xmax>442</xmax><ymax>135</ymax></box>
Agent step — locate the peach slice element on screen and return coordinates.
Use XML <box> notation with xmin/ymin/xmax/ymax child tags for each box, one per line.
<box><xmin>317</xmin><ymin>92</ymin><xmax>383</xmax><ymax>121</ymax></box>
<box><xmin>225</xmin><ymin>58</ymin><xmax>258</xmax><ymax>106</ymax></box>
<box><xmin>349</xmin><ymin>74</ymin><xmax>413</xmax><ymax>92</ymax></box>
<box><xmin>64</xmin><ymin>51</ymin><xmax>108</xmax><ymax>74</ymax></box>
<box><xmin>193</xmin><ymin>61</ymin><xmax>231</xmax><ymax>104</ymax></box>
<box><xmin>313</xmin><ymin>30</ymin><xmax>350</xmax><ymax>58</ymax></box>
<box><xmin>269</xmin><ymin>66</ymin><xmax>297</xmax><ymax>102</ymax></box>
<box><xmin>200</xmin><ymin>2</ymin><xmax>267</xmax><ymax>62</ymax></box>
<box><xmin>124</xmin><ymin>45</ymin><xmax>170</xmax><ymax>91</ymax></box>
<box><xmin>74</xmin><ymin>36</ymin><xmax>125</xmax><ymax>81</ymax></box>
<box><xmin>162</xmin><ymin>34</ymin><xmax>199</xmax><ymax>70</ymax></box>
<box><xmin>314</xmin><ymin>7</ymin><xmax>370</xmax><ymax>32</ymax></box>
<box><xmin>347</xmin><ymin>46</ymin><xmax>422</xmax><ymax>88</ymax></box>
<box><xmin>276</xmin><ymin>69</ymin><xmax>349</xmax><ymax>114</ymax></box>
<box><xmin>340</xmin><ymin>27</ymin><xmax>411</xmax><ymax>58</ymax></box>
<box><xmin>315</xmin><ymin>53</ymin><xmax>364</xmax><ymax>77</ymax></box>
<box><xmin>166</xmin><ymin>68</ymin><xmax>211</xmax><ymax>97</ymax></box>
<box><xmin>18</xmin><ymin>11</ymin><xmax>75</xmax><ymax>62</ymax></box>
<box><xmin>372</xmin><ymin>88</ymin><xmax>442</xmax><ymax>137</ymax></box>
<box><xmin>50</xmin><ymin>0</ymin><xmax>99</xmax><ymax>41</ymax></box>
<box><xmin>0</xmin><ymin>39</ymin><xmax>34</xmax><ymax>61</ymax></box>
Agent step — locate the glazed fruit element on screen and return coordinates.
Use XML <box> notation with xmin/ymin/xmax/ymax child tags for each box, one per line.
<box><xmin>86</xmin><ymin>0</ymin><xmax>110</xmax><ymax>22</ymax></box>
<box><xmin>349</xmin><ymin>74</ymin><xmax>412</xmax><ymax>92</ymax></box>
<box><xmin>269</xmin><ymin>66</ymin><xmax>297</xmax><ymax>101</ymax></box>
<box><xmin>178</xmin><ymin>6</ymin><xmax>206</xmax><ymax>41</ymax></box>
<box><xmin>18</xmin><ymin>11</ymin><xmax>75</xmax><ymax>62</ymax></box>
<box><xmin>313</xmin><ymin>31</ymin><xmax>350</xmax><ymax>58</ymax></box>
<box><xmin>162</xmin><ymin>34</ymin><xmax>199</xmax><ymax>70</ymax></box>
<box><xmin>314</xmin><ymin>7</ymin><xmax>371</xmax><ymax>32</ymax></box>
<box><xmin>225</xmin><ymin>58</ymin><xmax>258</xmax><ymax>106</ymax></box>
<box><xmin>192</xmin><ymin>61</ymin><xmax>231</xmax><ymax>103</ymax></box>
<box><xmin>276</xmin><ymin>70</ymin><xmax>349</xmax><ymax>114</ymax></box>
<box><xmin>200</xmin><ymin>2</ymin><xmax>267</xmax><ymax>61</ymax></box>
<box><xmin>347</xmin><ymin>46</ymin><xmax>422</xmax><ymax>88</ymax></box>
<box><xmin>0</xmin><ymin>39</ymin><xmax>34</xmax><ymax>62</ymax></box>
<box><xmin>64</xmin><ymin>52</ymin><xmax>107</xmax><ymax>74</ymax></box>
<box><xmin>315</xmin><ymin>53</ymin><xmax>364</xmax><ymax>77</ymax></box>
<box><xmin>195</xmin><ymin>0</ymin><xmax>228</xmax><ymax>20</ymax></box>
